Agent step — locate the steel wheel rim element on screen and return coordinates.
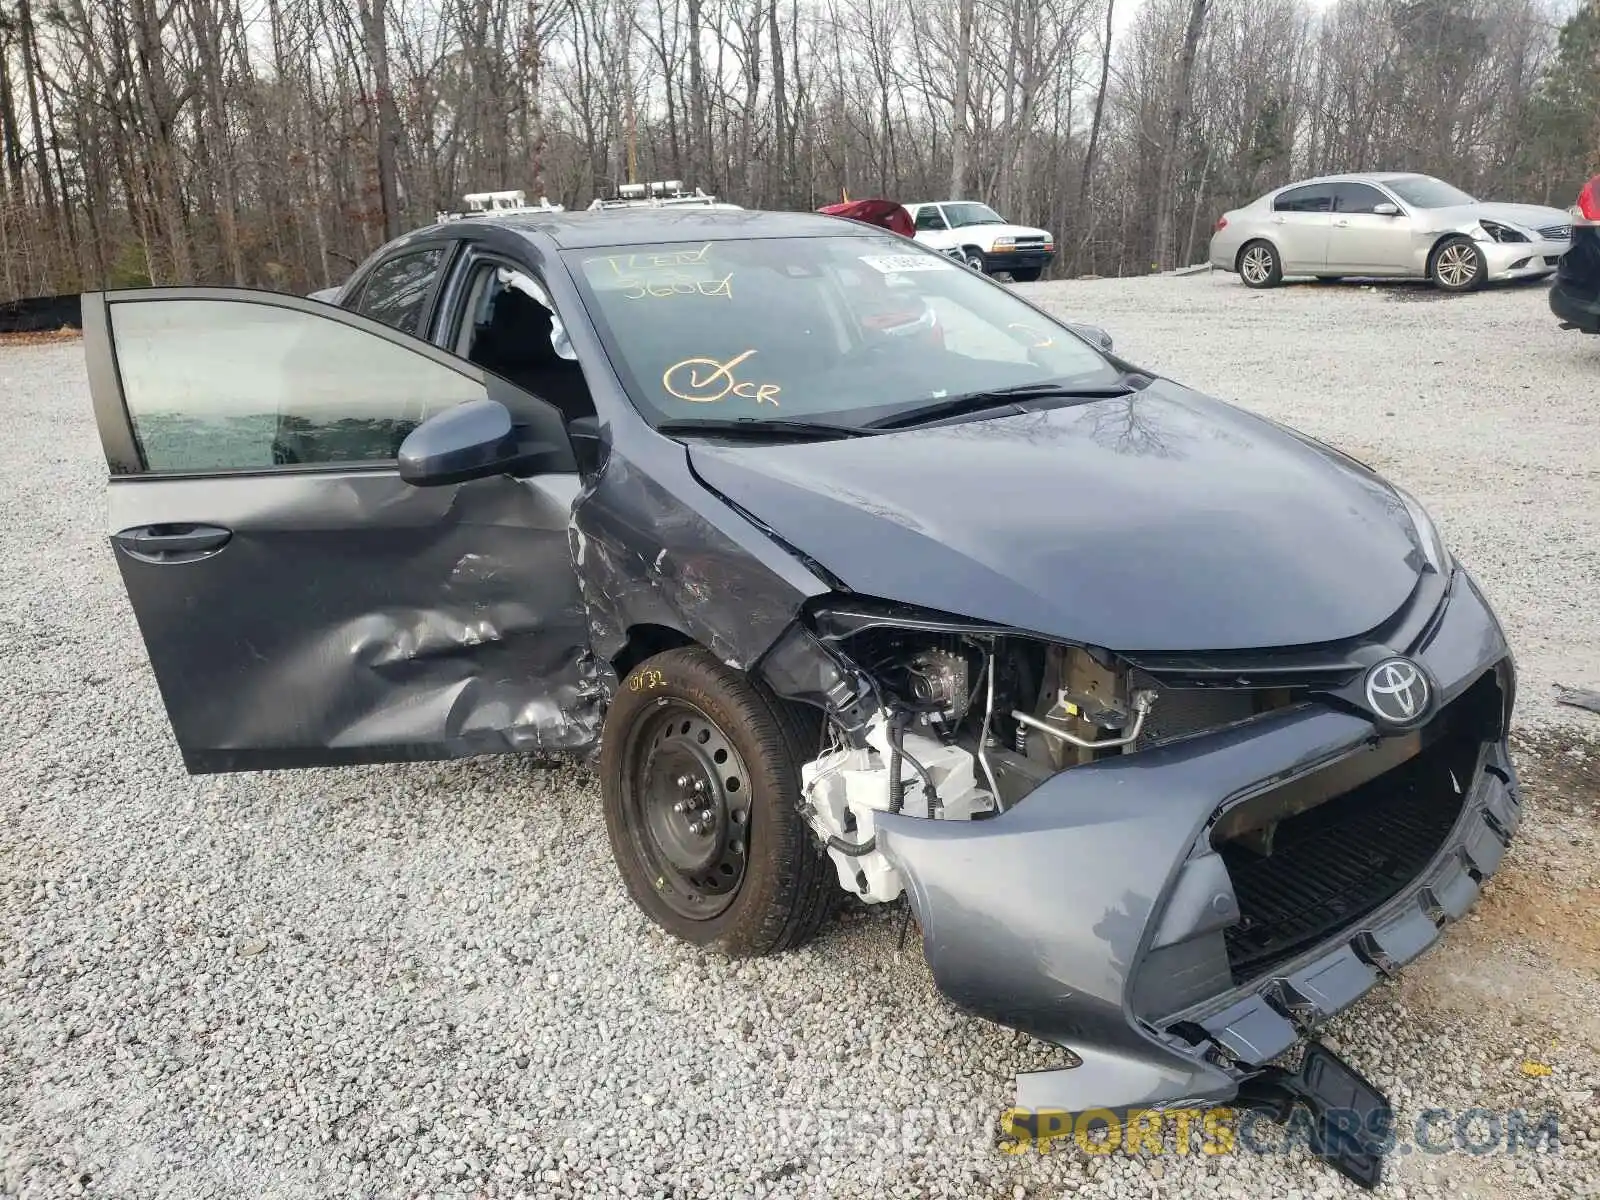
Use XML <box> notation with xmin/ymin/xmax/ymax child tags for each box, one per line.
<box><xmin>1242</xmin><ymin>247</ymin><xmax>1273</xmax><ymax>283</ymax></box>
<box><xmin>965</xmin><ymin>252</ymin><xmax>984</xmax><ymax>271</ymax></box>
<box><xmin>623</xmin><ymin>699</ymin><xmax>753</xmax><ymax>920</ymax></box>
<box><xmin>1437</xmin><ymin>244</ymin><xmax>1477</xmax><ymax>287</ymax></box>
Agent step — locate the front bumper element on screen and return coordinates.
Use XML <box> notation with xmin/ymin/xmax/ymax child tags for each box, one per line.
<box><xmin>875</xmin><ymin>569</ymin><xmax>1518</xmax><ymax>1113</ymax></box>
<box><xmin>985</xmin><ymin>248</ymin><xmax>1055</xmax><ymax>275</ymax></box>
<box><xmin>1480</xmin><ymin>237</ymin><xmax>1568</xmax><ymax>280</ymax></box>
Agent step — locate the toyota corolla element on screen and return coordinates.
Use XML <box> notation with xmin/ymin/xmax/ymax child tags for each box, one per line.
<box><xmin>85</xmin><ymin>208</ymin><xmax>1519</xmax><ymax>1185</ymax></box>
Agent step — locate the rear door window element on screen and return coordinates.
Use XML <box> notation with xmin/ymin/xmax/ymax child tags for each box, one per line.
<box><xmin>1273</xmin><ymin>185</ymin><xmax>1335</xmax><ymax>214</ymax></box>
<box><xmin>353</xmin><ymin>247</ymin><xmax>448</xmax><ymax>337</ymax></box>
<box><xmin>915</xmin><ymin>207</ymin><xmax>948</xmax><ymax>231</ymax></box>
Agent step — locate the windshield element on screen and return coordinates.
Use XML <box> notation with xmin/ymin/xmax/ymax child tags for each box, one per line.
<box><xmin>940</xmin><ymin>202</ymin><xmax>1005</xmax><ymax>228</ymax></box>
<box><xmin>1384</xmin><ymin>176</ymin><xmax>1475</xmax><ymax>209</ymax></box>
<box><xmin>565</xmin><ymin>234</ymin><xmax>1118</xmax><ymax>427</ymax></box>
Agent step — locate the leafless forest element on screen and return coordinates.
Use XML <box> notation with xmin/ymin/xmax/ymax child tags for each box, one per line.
<box><xmin>0</xmin><ymin>0</ymin><xmax>1595</xmax><ymax>298</ymax></box>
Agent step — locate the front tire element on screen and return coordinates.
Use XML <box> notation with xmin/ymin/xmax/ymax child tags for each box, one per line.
<box><xmin>1430</xmin><ymin>235</ymin><xmax>1485</xmax><ymax>292</ymax></box>
<box><xmin>600</xmin><ymin>647</ymin><xmax>834</xmax><ymax>956</ymax></box>
<box><xmin>962</xmin><ymin>248</ymin><xmax>987</xmax><ymax>273</ymax></box>
<box><xmin>1238</xmin><ymin>240</ymin><xmax>1282</xmax><ymax>288</ymax></box>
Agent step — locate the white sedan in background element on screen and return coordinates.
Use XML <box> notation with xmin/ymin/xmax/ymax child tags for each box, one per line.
<box><xmin>1209</xmin><ymin>173</ymin><xmax>1572</xmax><ymax>292</ymax></box>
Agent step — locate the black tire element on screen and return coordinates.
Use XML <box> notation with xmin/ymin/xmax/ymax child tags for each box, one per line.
<box><xmin>1430</xmin><ymin>235</ymin><xmax>1485</xmax><ymax>292</ymax></box>
<box><xmin>1009</xmin><ymin>266</ymin><xmax>1043</xmax><ymax>283</ymax></box>
<box><xmin>600</xmin><ymin>646</ymin><xmax>834</xmax><ymax>956</ymax></box>
<box><xmin>1237</xmin><ymin>240</ymin><xmax>1282</xmax><ymax>288</ymax></box>
<box><xmin>962</xmin><ymin>247</ymin><xmax>987</xmax><ymax>273</ymax></box>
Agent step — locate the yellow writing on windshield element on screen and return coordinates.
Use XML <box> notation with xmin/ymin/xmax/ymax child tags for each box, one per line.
<box><xmin>662</xmin><ymin>350</ymin><xmax>782</xmax><ymax>407</ymax></box>
<box><xmin>623</xmin><ymin>273</ymin><xmax>733</xmax><ymax>301</ymax></box>
<box><xmin>596</xmin><ymin>244</ymin><xmax>732</xmax><ymax>302</ymax></box>
<box><xmin>601</xmin><ymin>243</ymin><xmax>714</xmax><ymax>275</ymax></box>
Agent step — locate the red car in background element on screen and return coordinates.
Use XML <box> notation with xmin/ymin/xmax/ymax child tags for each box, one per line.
<box><xmin>816</xmin><ymin>197</ymin><xmax>917</xmax><ymax>238</ymax></box>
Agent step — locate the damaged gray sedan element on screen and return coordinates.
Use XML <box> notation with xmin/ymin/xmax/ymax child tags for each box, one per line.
<box><xmin>85</xmin><ymin>209</ymin><xmax>1519</xmax><ymax>1182</ymax></box>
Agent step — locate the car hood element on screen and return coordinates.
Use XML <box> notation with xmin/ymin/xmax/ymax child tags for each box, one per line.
<box><xmin>1427</xmin><ymin>201</ymin><xmax>1572</xmax><ymax>232</ymax></box>
<box><xmin>917</xmin><ymin>222</ymin><xmax>1050</xmax><ymax>241</ymax></box>
<box><xmin>977</xmin><ymin>222</ymin><xmax>1050</xmax><ymax>240</ymax></box>
<box><xmin>686</xmin><ymin>381</ymin><xmax>1426</xmax><ymax>652</ymax></box>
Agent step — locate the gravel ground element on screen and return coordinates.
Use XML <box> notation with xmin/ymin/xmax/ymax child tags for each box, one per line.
<box><xmin>2</xmin><ymin>273</ymin><xmax>1597</xmax><ymax>1200</ymax></box>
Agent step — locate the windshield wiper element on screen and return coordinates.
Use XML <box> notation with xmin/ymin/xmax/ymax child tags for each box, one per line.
<box><xmin>863</xmin><ymin>378</ymin><xmax>1142</xmax><ymax>430</ymax></box>
<box><xmin>656</xmin><ymin>417</ymin><xmax>872</xmax><ymax>441</ymax></box>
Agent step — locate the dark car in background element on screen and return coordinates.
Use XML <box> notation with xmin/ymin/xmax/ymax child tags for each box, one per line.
<box><xmin>1551</xmin><ymin>173</ymin><xmax>1600</xmax><ymax>333</ymax></box>
<box><xmin>83</xmin><ymin>207</ymin><xmax>1521</xmax><ymax>1187</ymax></box>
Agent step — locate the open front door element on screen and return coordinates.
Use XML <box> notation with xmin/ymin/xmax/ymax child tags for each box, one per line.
<box><xmin>84</xmin><ymin>287</ymin><xmax>599</xmax><ymax>774</ymax></box>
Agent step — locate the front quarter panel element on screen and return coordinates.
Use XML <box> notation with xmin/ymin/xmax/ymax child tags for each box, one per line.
<box><xmin>538</xmin><ymin>241</ymin><xmax>833</xmax><ymax>684</ymax></box>
<box><xmin>570</xmin><ymin>427</ymin><xmax>830</xmax><ymax>681</ymax></box>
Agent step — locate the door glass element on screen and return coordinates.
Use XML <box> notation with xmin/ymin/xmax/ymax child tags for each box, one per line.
<box><xmin>354</xmin><ymin>247</ymin><xmax>447</xmax><ymax>335</ymax></box>
<box><xmin>1273</xmin><ymin>186</ymin><xmax>1335</xmax><ymax>213</ymax></box>
<box><xmin>915</xmin><ymin>207</ymin><xmax>948</xmax><ymax>231</ymax></box>
<box><xmin>462</xmin><ymin>266</ymin><xmax>596</xmax><ymax>421</ymax></box>
<box><xmin>110</xmin><ymin>297</ymin><xmax>485</xmax><ymax>473</ymax></box>
<box><xmin>1331</xmin><ymin>183</ymin><xmax>1388</xmax><ymax>214</ymax></box>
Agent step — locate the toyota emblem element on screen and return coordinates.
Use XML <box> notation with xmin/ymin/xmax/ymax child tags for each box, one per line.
<box><xmin>1363</xmin><ymin>657</ymin><xmax>1431</xmax><ymax>726</ymax></box>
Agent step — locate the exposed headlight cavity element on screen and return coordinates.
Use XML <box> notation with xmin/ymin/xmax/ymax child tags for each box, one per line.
<box><xmin>763</xmin><ymin>603</ymin><xmax>1308</xmax><ymax>905</ymax></box>
<box><xmin>1475</xmin><ymin>219</ymin><xmax>1529</xmax><ymax>244</ymax></box>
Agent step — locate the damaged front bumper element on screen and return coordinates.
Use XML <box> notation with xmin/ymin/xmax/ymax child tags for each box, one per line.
<box><xmin>1480</xmin><ymin>236</ymin><xmax>1568</xmax><ymax>281</ymax></box>
<box><xmin>872</xmin><ymin>569</ymin><xmax>1519</xmax><ymax>1113</ymax></box>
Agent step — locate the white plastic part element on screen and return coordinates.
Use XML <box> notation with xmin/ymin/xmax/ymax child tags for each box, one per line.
<box><xmin>584</xmin><ymin>182</ymin><xmax>740</xmax><ymax>212</ymax></box>
<box><xmin>435</xmin><ymin>190</ymin><xmax>565</xmax><ymax>223</ymax></box>
<box><xmin>800</xmin><ymin>713</ymin><xmax>994</xmax><ymax>903</ymax></box>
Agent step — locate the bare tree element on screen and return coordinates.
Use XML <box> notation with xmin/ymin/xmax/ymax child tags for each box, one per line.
<box><xmin>1152</xmin><ymin>0</ymin><xmax>1210</xmax><ymax>269</ymax></box>
<box><xmin>0</xmin><ymin>0</ymin><xmax>1582</xmax><ymax>300</ymax></box>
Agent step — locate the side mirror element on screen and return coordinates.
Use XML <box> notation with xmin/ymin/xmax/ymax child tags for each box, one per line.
<box><xmin>1066</xmin><ymin>322</ymin><xmax>1114</xmax><ymax>353</ymax></box>
<box><xmin>398</xmin><ymin>398</ymin><xmax>527</xmax><ymax>487</ymax></box>
<box><xmin>1373</xmin><ymin>202</ymin><xmax>1400</xmax><ymax>216</ymax></box>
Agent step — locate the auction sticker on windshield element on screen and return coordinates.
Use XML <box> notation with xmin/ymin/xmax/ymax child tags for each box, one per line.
<box><xmin>859</xmin><ymin>254</ymin><xmax>956</xmax><ymax>274</ymax></box>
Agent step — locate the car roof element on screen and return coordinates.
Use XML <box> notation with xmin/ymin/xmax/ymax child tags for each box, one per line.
<box><xmin>437</xmin><ymin>207</ymin><xmax>879</xmax><ymax>250</ymax></box>
<box><xmin>1273</xmin><ymin>172</ymin><xmax>1428</xmax><ymax>191</ymax></box>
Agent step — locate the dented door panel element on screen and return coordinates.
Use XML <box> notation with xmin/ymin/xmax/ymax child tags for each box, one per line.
<box><xmin>85</xmin><ymin>287</ymin><xmax>596</xmax><ymax>774</ymax></box>
<box><xmin>109</xmin><ymin>468</ymin><xmax>597</xmax><ymax>772</ymax></box>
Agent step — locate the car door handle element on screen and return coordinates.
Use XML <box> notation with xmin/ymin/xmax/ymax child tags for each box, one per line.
<box><xmin>1335</xmin><ymin>219</ymin><xmax>1350</xmax><ymax>227</ymax></box>
<box><xmin>1272</xmin><ymin>216</ymin><xmax>1286</xmax><ymax>224</ymax></box>
<box><xmin>112</xmin><ymin>523</ymin><xmax>233</xmax><ymax>564</ymax></box>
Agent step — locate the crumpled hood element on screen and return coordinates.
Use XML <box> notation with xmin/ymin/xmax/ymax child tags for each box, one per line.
<box><xmin>687</xmin><ymin>381</ymin><xmax>1426</xmax><ymax>652</ymax></box>
<box><xmin>1431</xmin><ymin>201</ymin><xmax>1572</xmax><ymax>234</ymax></box>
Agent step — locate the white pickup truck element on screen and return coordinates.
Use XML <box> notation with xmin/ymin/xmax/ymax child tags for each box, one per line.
<box><xmin>904</xmin><ymin>201</ymin><xmax>1056</xmax><ymax>281</ymax></box>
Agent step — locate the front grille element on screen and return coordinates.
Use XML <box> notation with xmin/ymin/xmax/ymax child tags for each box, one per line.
<box><xmin>1539</xmin><ymin>224</ymin><xmax>1571</xmax><ymax>240</ymax></box>
<box><xmin>1545</xmin><ymin>255</ymin><xmax>1563</xmax><ymax>266</ymax></box>
<box><xmin>1216</xmin><ymin>676</ymin><xmax>1498</xmax><ymax>983</ymax></box>
<box><xmin>1220</xmin><ymin>739</ymin><xmax>1469</xmax><ymax>980</ymax></box>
